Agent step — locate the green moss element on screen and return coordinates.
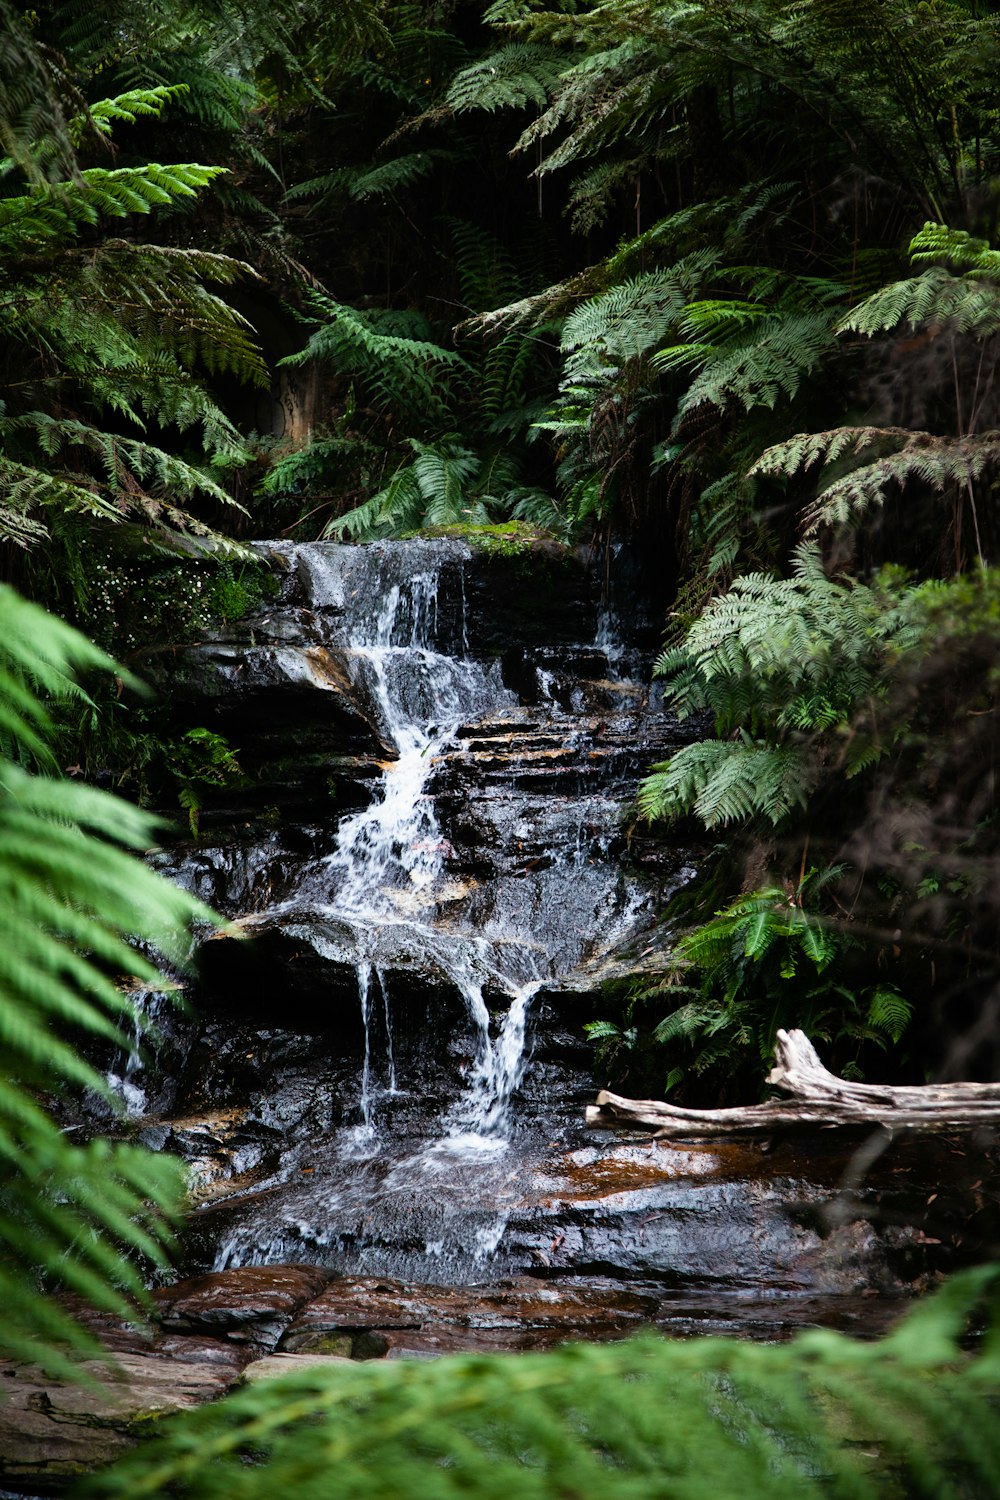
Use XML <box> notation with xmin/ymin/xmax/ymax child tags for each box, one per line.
<box><xmin>412</xmin><ymin>520</ymin><xmax>571</xmax><ymax>562</ymax></box>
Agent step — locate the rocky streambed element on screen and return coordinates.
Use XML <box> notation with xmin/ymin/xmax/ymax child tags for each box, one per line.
<box><xmin>9</xmin><ymin>536</ymin><xmax>998</xmax><ymax>1490</ymax></box>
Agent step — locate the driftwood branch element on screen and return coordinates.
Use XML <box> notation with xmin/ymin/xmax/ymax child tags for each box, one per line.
<box><xmin>585</xmin><ymin>1028</ymin><xmax>1000</xmax><ymax>1138</ymax></box>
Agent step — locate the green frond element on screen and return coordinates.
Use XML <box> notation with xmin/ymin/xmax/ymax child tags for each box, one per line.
<box><xmin>908</xmin><ymin>220</ymin><xmax>1000</xmax><ymax>275</ymax></box>
<box><xmin>324</xmin><ymin>463</ymin><xmax>423</xmax><ymax>541</ymax></box>
<box><xmin>0</xmin><ymin>587</ymin><xmax>217</xmax><ymax>1377</ymax></box>
<box><xmin>638</xmin><ymin>738</ymin><xmax>815</xmax><ymax>828</ymax></box>
<box><xmin>285</xmin><ymin>295</ymin><xmax>470</xmax><ymax>426</ymax></box>
<box><xmin>652</xmin><ymin>1000</ymin><xmax>716</xmax><ymax>1044</ymax></box>
<box><xmin>72</xmin><ymin>85</ymin><xmax>189</xmax><ymax>140</ymax></box>
<box><xmin>562</xmin><ymin>256</ymin><xmax>716</xmax><ymax>366</ymax></box>
<box><xmin>446</xmin><ymin>44</ymin><xmax>562</xmax><ymax>114</ymax></box>
<box><xmin>667</xmin><ymin>308</ymin><xmax>837</xmax><ymax>416</ymax></box>
<box><xmin>840</xmin><ymin>265</ymin><xmax>1000</xmax><ymax>338</ymax></box>
<box><xmin>801</xmin><ymin>432</ymin><xmax>1000</xmax><ymax>534</ymax></box>
<box><xmin>866</xmin><ymin>984</ymin><xmax>913</xmax><ymax>1044</ymax></box>
<box><xmin>750</xmin><ymin>425</ymin><xmax>916</xmax><ymax>481</ymax></box>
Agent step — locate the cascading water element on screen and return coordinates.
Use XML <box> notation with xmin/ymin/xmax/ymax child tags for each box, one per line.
<box><xmin>288</xmin><ymin>558</ymin><xmax>540</xmax><ymax>1148</ymax></box>
<box><xmin>149</xmin><ymin>538</ymin><xmax>692</xmax><ymax>1282</ymax></box>
<box><xmin>107</xmin><ymin>539</ymin><xmax>950</xmax><ymax>1345</ymax></box>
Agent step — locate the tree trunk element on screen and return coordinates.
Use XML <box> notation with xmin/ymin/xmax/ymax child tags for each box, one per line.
<box><xmin>585</xmin><ymin>1028</ymin><xmax>1000</xmax><ymax>1137</ymax></box>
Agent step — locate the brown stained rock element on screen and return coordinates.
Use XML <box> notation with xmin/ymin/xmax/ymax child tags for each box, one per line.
<box><xmin>153</xmin><ymin>1264</ymin><xmax>334</xmax><ymax>1351</ymax></box>
<box><xmin>280</xmin><ymin>1275</ymin><xmax>660</xmax><ymax>1357</ymax></box>
<box><xmin>0</xmin><ymin>1354</ymin><xmax>236</xmax><ymax>1485</ymax></box>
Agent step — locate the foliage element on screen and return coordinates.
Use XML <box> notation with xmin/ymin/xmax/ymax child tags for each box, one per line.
<box><xmin>81</xmin><ymin>1264</ymin><xmax>1000</xmax><ymax>1499</ymax></box>
<box><xmin>167</xmin><ymin>726</ymin><xmax>245</xmax><ymax>837</ymax></box>
<box><xmin>637</xmin><ymin>546</ymin><xmax>917</xmax><ymax>829</ymax></box>
<box><xmin>0</xmin><ymin>82</ymin><xmax>265</xmax><ymax>556</ymax></box>
<box><xmin>750</xmin><ymin>222</ymin><xmax>1000</xmax><ymax>566</ymax></box>
<box><xmin>647</xmin><ymin>870</ymin><xmax>911</xmax><ymax>1089</ymax></box>
<box><xmin>0</xmin><ymin>585</ymin><xmax>213</xmax><ymax>1377</ymax></box>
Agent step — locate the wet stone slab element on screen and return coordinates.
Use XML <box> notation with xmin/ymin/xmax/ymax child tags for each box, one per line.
<box><xmin>0</xmin><ymin>1354</ymin><xmax>237</xmax><ymax>1489</ymax></box>
<box><xmin>152</xmin><ymin>1263</ymin><xmax>333</xmax><ymax>1351</ymax></box>
<box><xmin>279</xmin><ymin>1274</ymin><xmax>665</xmax><ymax>1358</ymax></box>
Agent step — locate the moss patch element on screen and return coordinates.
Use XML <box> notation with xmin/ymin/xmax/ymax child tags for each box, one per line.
<box><xmin>413</xmin><ymin>521</ymin><xmax>571</xmax><ymax>563</ymax></box>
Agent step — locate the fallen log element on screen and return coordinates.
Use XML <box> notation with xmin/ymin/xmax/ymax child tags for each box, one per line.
<box><xmin>585</xmin><ymin>1028</ymin><xmax>1000</xmax><ymax>1138</ymax></box>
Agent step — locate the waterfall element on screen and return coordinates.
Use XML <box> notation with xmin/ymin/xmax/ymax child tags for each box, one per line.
<box><xmin>302</xmin><ymin>557</ymin><xmax>538</xmax><ymax>1145</ymax></box>
<box><xmin>159</xmin><ymin>537</ymin><xmax>688</xmax><ymax>1281</ymax></box>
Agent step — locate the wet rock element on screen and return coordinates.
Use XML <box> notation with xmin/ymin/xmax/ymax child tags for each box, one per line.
<box><xmin>279</xmin><ymin>1274</ymin><xmax>662</xmax><ymax>1358</ymax></box>
<box><xmin>194</xmin><ymin>917</ymin><xmax>491</xmax><ymax>1044</ymax></box>
<box><xmin>0</xmin><ymin>1354</ymin><xmax>235</xmax><ymax>1487</ymax></box>
<box><xmin>153</xmin><ymin>1265</ymin><xmax>333</xmax><ymax>1353</ymax></box>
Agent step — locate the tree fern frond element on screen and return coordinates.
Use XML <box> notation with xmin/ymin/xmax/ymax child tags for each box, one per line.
<box><xmin>0</xmin><ymin>163</ymin><xmax>227</xmax><ymax>247</ymax></box>
<box><xmin>411</xmin><ymin>439</ymin><xmax>480</xmax><ymax>526</ymax></box>
<box><xmin>285</xmin><ymin>295</ymin><xmax>470</xmax><ymax>426</ymax></box>
<box><xmin>750</xmin><ymin>425</ymin><xmax>916</xmax><ymax>480</ymax></box>
<box><xmin>562</xmin><ymin>260</ymin><xmax>713</xmax><ymax>362</ymax></box>
<box><xmin>71</xmin><ymin>85</ymin><xmax>189</xmax><ymax>141</ymax></box>
<box><xmin>908</xmin><ymin>220</ymin><xmax>1000</xmax><ymax>276</ymax></box>
<box><xmin>669</xmin><ymin>308</ymin><xmax>836</xmax><ymax>415</ymax></box>
<box><xmin>638</xmin><ymin>738</ymin><xmax>815</xmax><ymax>828</ymax></box>
<box><xmin>802</xmin><ymin>432</ymin><xmax>1000</xmax><ymax>534</ymax></box>
<box><xmin>446</xmin><ymin>44</ymin><xmax>562</xmax><ymax>114</ymax></box>
<box><xmin>0</xmin><ymin>587</ymin><xmax>216</xmax><ymax>1378</ymax></box>
<box><xmin>323</xmin><ymin>464</ymin><xmax>423</xmax><ymax>541</ymax></box>
<box><xmin>840</xmin><ymin>266</ymin><xmax>1000</xmax><ymax>338</ymax></box>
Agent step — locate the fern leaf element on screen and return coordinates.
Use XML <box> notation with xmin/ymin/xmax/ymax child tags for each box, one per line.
<box><xmin>447</xmin><ymin>44</ymin><xmax>561</xmax><ymax>114</ymax></box>
<box><xmin>639</xmin><ymin>739</ymin><xmax>815</xmax><ymax>828</ymax></box>
<box><xmin>866</xmin><ymin>985</ymin><xmax>912</xmax><ymax>1043</ymax></box>
<box><xmin>840</xmin><ymin>266</ymin><xmax>1000</xmax><ymax>338</ymax></box>
<box><xmin>0</xmin><ymin>587</ymin><xmax>217</xmax><ymax>1378</ymax></box>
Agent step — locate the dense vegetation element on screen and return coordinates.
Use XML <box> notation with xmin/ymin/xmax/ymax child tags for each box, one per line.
<box><xmin>4</xmin><ymin>0</ymin><xmax>1000</xmax><ymax>1493</ymax></box>
<box><xmin>6</xmin><ymin>0</ymin><xmax>1000</xmax><ymax>1098</ymax></box>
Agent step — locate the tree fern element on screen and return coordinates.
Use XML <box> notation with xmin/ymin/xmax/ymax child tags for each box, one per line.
<box><xmin>562</xmin><ymin>258</ymin><xmax>715</xmax><ymax>373</ymax></box>
<box><xmin>639</xmin><ymin>547</ymin><xmax>921</xmax><ymax>830</ymax></box>
<box><xmin>283</xmin><ymin>294</ymin><xmax>470</xmax><ymax>428</ymax></box>
<box><xmin>0</xmin><ymin>587</ymin><xmax>214</xmax><ymax>1378</ymax></box>
<box><xmin>654</xmin><ymin>284</ymin><xmax>841</xmax><ymax>418</ymax></box>
<box><xmin>841</xmin><ymin>264</ymin><xmax>1000</xmax><ymax>338</ymax></box>
<box><xmin>639</xmin><ymin>737</ymin><xmax>816</xmax><ymax>828</ymax></box>
<box><xmin>0</xmin><ymin>84</ymin><xmax>264</xmax><ymax>551</ymax></box>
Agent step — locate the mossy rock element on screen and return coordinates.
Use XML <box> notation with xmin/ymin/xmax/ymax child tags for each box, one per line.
<box><xmin>412</xmin><ymin>521</ymin><xmax>572</xmax><ymax>564</ymax></box>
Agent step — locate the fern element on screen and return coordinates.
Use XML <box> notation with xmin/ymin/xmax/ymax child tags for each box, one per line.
<box><xmin>284</xmin><ymin>294</ymin><xmax>470</xmax><ymax>427</ymax></box>
<box><xmin>639</xmin><ymin>737</ymin><xmax>815</xmax><ymax>828</ymax></box>
<box><xmin>0</xmin><ymin>84</ymin><xmax>264</xmax><ymax>552</ymax></box>
<box><xmin>639</xmin><ymin>546</ymin><xmax>921</xmax><ymax>830</ymax></box>
<box><xmin>753</xmin><ymin>427</ymin><xmax>1000</xmax><ymax>536</ymax></box>
<box><xmin>635</xmin><ymin>868</ymin><xmax>911</xmax><ymax>1079</ymax></box>
<box><xmin>658</xmin><ymin>306</ymin><xmax>838</xmax><ymax>417</ymax></box>
<box><xmin>0</xmin><ymin>587</ymin><xmax>215</xmax><ymax>1378</ymax></box>
<box><xmin>446</xmin><ymin>43</ymin><xmax>562</xmax><ymax>114</ymax></box>
<box><xmin>841</xmin><ymin>264</ymin><xmax>1000</xmax><ymax>338</ymax></box>
<box><xmin>562</xmin><ymin>258</ymin><xmax>715</xmax><ymax>370</ymax></box>
<box><xmin>866</xmin><ymin>984</ymin><xmax>913</xmax><ymax>1044</ymax></box>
